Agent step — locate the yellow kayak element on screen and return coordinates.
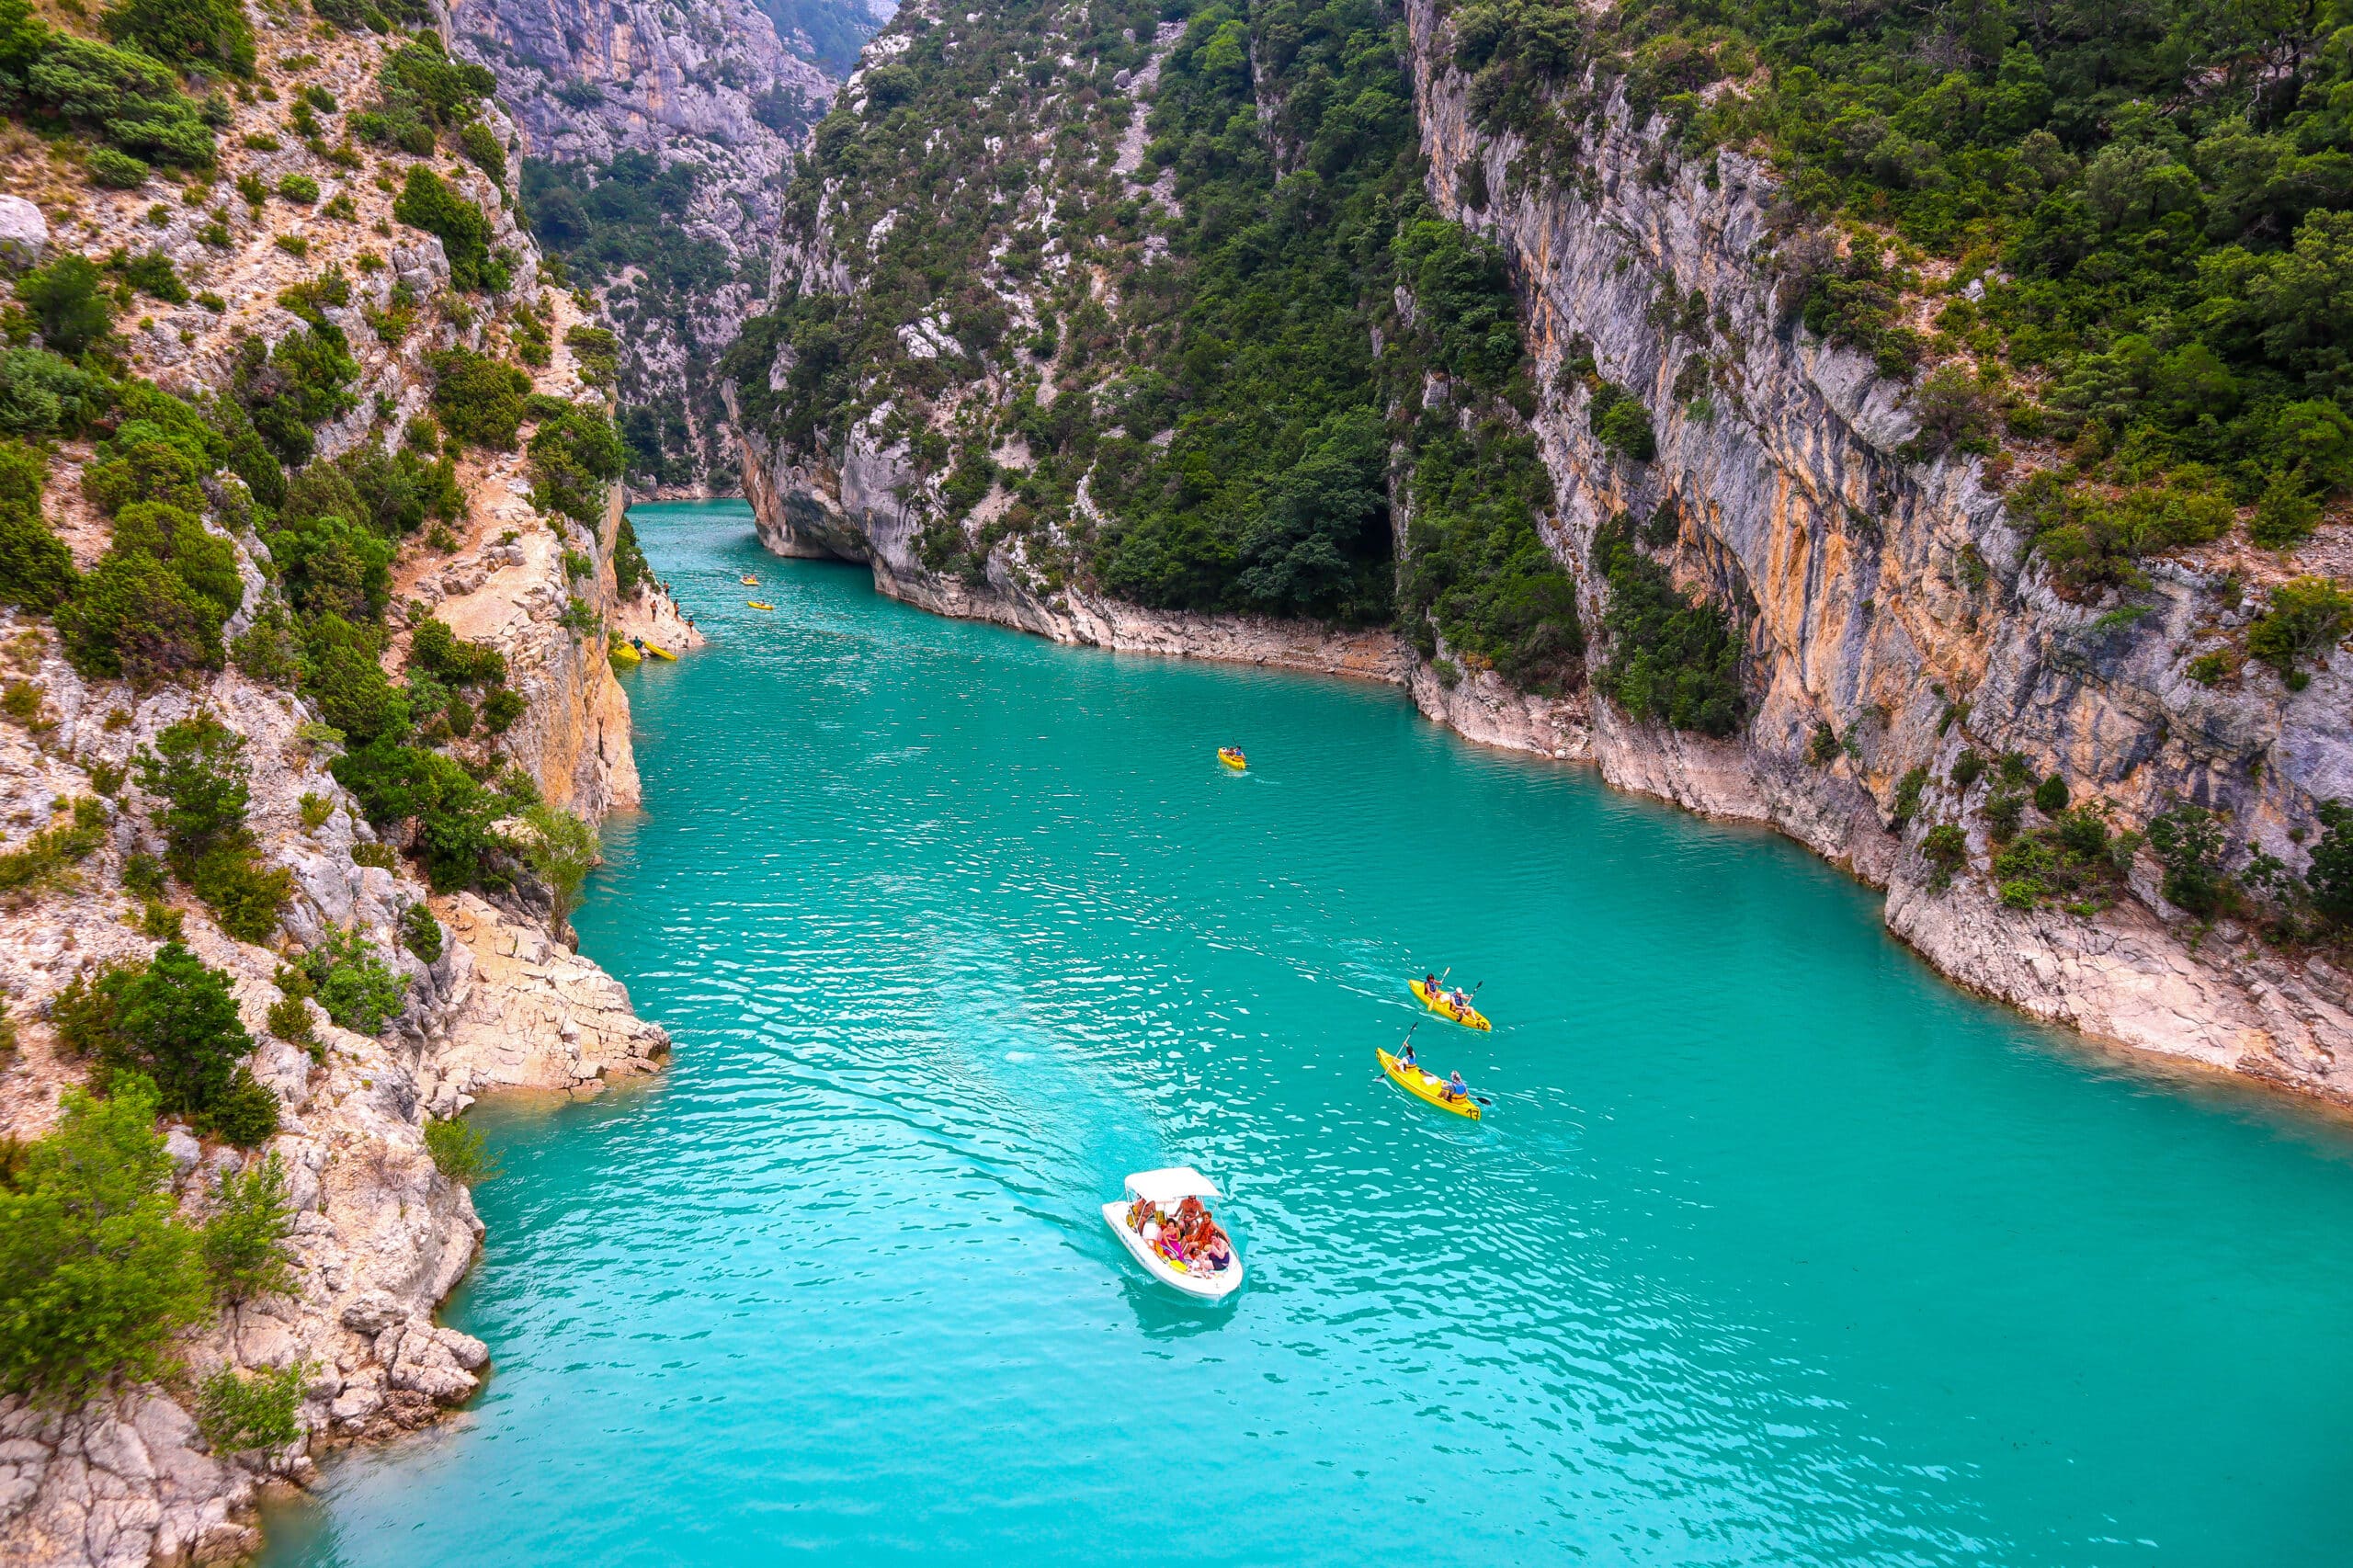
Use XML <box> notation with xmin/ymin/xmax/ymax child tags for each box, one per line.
<box><xmin>1411</xmin><ymin>978</ymin><xmax>1492</xmax><ymax>1031</ymax></box>
<box><xmin>1217</xmin><ymin>747</ymin><xmax>1246</xmax><ymax>770</ymax></box>
<box><xmin>639</xmin><ymin>642</ymin><xmax>676</xmax><ymax>661</ymax></box>
<box><xmin>747</xmin><ymin>600</ymin><xmax>774</xmax><ymax>611</ymax></box>
<box><xmin>1379</xmin><ymin>1048</ymin><xmax>1481</xmax><ymax>1120</ymax></box>
<box><xmin>741</xmin><ymin>574</ymin><xmax>759</xmax><ymax>585</ymax></box>
<box><xmin>608</xmin><ymin>642</ymin><xmax>642</xmax><ymax>668</ymax></box>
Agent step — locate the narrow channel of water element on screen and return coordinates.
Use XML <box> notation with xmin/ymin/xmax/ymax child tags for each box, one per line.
<box><xmin>262</xmin><ymin>500</ymin><xmax>2353</xmax><ymax>1566</ymax></box>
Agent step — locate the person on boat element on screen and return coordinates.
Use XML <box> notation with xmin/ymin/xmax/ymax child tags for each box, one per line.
<box><xmin>1160</xmin><ymin>1225</ymin><xmax>1190</xmax><ymax>1265</ymax></box>
<box><xmin>1443</xmin><ymin>1071</ymin><xmax>1469</xmax><ymax>1102</ymax></box>
<box><xmin>1199</xmin><ymin>1226</ymin><xmax>1233</xmax><ymax>1273</ymax></box>
<box><xmin>1423</xmin><ymin>972</ymin><xmax>1438</xmax><ymax>998</ymax></box>
<box><xmin>1397</xmin><ymin>1039</ymin><xmax>1417</xmax><ymax>1069</ymax></box>
<box><xmin>1452</xmin><ymin>987</ymin><xmax>1472</xmax><ymax>1014</ymax></box>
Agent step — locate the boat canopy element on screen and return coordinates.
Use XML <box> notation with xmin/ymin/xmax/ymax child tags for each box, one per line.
<box><xmin>1124</xmin><ymin>1166</ymin><xmax>1220</xmax><ymax>1204</ymax></box>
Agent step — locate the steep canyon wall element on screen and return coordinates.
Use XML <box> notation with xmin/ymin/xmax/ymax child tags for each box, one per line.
<box><xmin>730</xmin><ymin>0</ymin><xmax>2353</xmax><ymax>1103</ymax></box>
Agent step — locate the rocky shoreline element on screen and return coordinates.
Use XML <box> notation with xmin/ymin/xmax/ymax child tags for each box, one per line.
<box><xmin>0</xmin><ymin>17</ymin><xmax>687</xmax><ymax>1561</ymax></box>
<box><xmin>734</xmin><ymin>418</ymin><xmax>2353</xmax><ymax>1111</ymax></box>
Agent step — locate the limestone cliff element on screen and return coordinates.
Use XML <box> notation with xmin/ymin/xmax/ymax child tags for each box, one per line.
<box><xmin>0</xmin><ymin>16</ymin><xmax>671</xmax><ymax>1565</ymax></box>
<box><xmin>729</xmin><ymin>0</ymin><xmax>2353</xmax><ymax>1105</ymax></box>
<box><xmin>452</xmin><ymin>0</ymin><xmax>837</xmax><ymax>491</ymax></box>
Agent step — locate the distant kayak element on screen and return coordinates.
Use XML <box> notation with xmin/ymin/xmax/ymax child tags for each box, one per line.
<box><xmin>639</xmin><ymin>642</ymin><xmax>676</xmax><ymax>661</ymax></box>
<box><xmin>1411</xmin><ymin>978</ymin><xmax>1491</xmax><ymax>1031</ymax></box>
<box><xmin>610</xmin><ymin>642</ymin><xmax>642</xmax><ymax>668</ymax></box>
<box><xmin>1378</xmin><ymin>1048</ymin><xmax>1481</xmax><ymax>1120</ymax></box>
<box><xmin>1217</xmin><ymin>747</ymin><xmax>1246</xmax><ymax>771</ymax></box>
<box><xmin>741</xmin><ymin>574</ymin><xmax>759</xmax><ymax>585</ymax></box>
<box><xmin>747</xmin><ymin>601</ymin><xmax>774</xmax><ymax>611</ymax></box>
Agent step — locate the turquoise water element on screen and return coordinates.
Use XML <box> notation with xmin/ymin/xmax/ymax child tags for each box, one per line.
<box><xmin>263</xmin><ymin>500</ymin><xmax>2353</xmax><ymax>1566</ymax></box>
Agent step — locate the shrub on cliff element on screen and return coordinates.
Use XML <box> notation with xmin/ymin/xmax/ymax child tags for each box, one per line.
<box><xmin>232</xmin><ymin>326</ymin><xmax>359</xmax><ymax>468</ymax></box>
<box><xmin>81</xmin><ymin>423</ymin><xmax>204</xmax><ymax>517</ymax></box>
<box><xmin>16</xmin><ymin>255</ymin><xmax>114</xmax><ymax>358</ymax></box>
<box><xmin>2145</xmin><ymin>803</ymin><xmax>2230</xmax><ymax>919</ymax></box>
<box><xmin>289</xmin><ymin>924</ymin><xmax>406</xmax><ymax>1035</ymax></box>
<box><xmin>0</xmin><ymin>1078</ymin><xmax>212</xmax><ymax>1404</ymax></box>
<box><xmin>61</xmin><ymin>942</ymin><xmax>264</xmax><ymax>1134</ymax></box>
<box><xmin>301</xmin><ymin>615</ymin><xmax>410</xmax><ymax>744</ymax></box>
<box><xmin>271</xmin><ymin>510</ymin><xmax>394</xmax><ymax>622</ymax></box>
<box><xmin>393</xmin><ymin>166</ymin><xmax>505</xmax><ymax>293</ymax></box>
<box><xmin>423</xmin><ymin>1114</ymin><xmax>498</xmax><ymax>1187</ymax></box>
<box><xmin>0</xmin><ymin>439</ymin><xmax>75</xmax><ymax>610</ymax></box>
<box><xmin>199</xmin><ymin>1152</ymin><xmax>294</xmax><ymax>1305</ymax></box>
<box><xmin>0</xmin><ymin>348</ymin><xmax>111</xmax><ymax>438</ymax></box>
<box><xmin>429</xmin><ymin>347</ymin><xmax>531</xmax><ymax>449</ymax></box>
<box><xmin>194</xmin><ymin>1362</ymin><xmax>304</xmax><ymax>1453</ymax></box>
<box><xmin>98</xmin><ymin>0</ymin><xmax>253</xmax><ymax>76</ymax></box>
<box><xmin>356</xmin><ymin>35</ymin><xmax>493</xmax><ymax>151</ymax></box>
<box><xmin>409</xmin><ymin>617</ymin><xmax>506</xmax><ymax>687</ymax></box>
<box><xmin>527</xmin><ymin>402</ymin><xmax>626</xmax><ymax>527</ymax></box>
<box><xmin>611</xmin><ymin>514</ymin><xmax>652</xmax><ymax>597</ymax></box>
<box><xmin>135</xmin><ymin>715</ymin><xmax>292</xmax><ymax>943</ymax></box>
<box><xmin>59</xmin><ymin>549</ymin><xmax>223</xmax><ymax>687</ymax></box>
<box><xmin>2246</xmin><ymin>577</ymin><xmax>2353</xmax><ymax>690</ymax></box>
<box><xmin>331</xmin><ymin>740</ymin><xmax>511</xmax><ymax>892</ymax></box>
<box><xmin>1590</xmin><ymin>517</ymin><xmax>1745</xmax><ymax>736</ymax></box>
<box><xmin>0</xmin><ymin>7</ymin><xmax>219</xmax><ymax>166</ymax></box>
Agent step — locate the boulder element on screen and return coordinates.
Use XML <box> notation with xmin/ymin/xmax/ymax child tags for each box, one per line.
<box><xmin>0</xmin><ymin>195</ymin><xmax>45</xmax><ymax>269</ymax></box>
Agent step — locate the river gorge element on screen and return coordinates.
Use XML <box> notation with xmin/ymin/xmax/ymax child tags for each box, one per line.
<box><xmin>252</xmin><ymin>502</ymin><xmax>2353</xmax><ymax>1565</ymax></box>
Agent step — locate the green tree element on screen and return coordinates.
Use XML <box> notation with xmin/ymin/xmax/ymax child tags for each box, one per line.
<box><xmin>423</xmin><ymin>1115</ymin><xmax>498</xmax><ymax>1186</ymax></box>
<box><xmin>0</xmin><ymin>1078</ymin><xmax>211</xmax><ymax>1404</ymax></box>
<box><xmin>16</xmin><ymin>255</ymin><xmax>114</xmax><ymax>357</ymax></box>
<box><xmin>300</xmin><ymin>615</ymin><xmax>411</xmax><ymax>744</ymax></box>
<box><xmin>519</xmin><ymin>803</ymin><xmax>597</xmax><ymax>927</ymax></box>
<box><xmin>135</xmin><ymin>714</ymin><xmax>252</xmax><ymax>876</ymax></box>
<box><xmin>0</xmin><ymin>438</ymin><xmax>74</xmax><ymax>609</ymax></box>
<box><xmin>199</xmin><ymin>1151</ymin><xmax>294</xmax><ymax>1305</ymax></box>
<box><xmin>94</xmin><ymin>943</ymin><xmax>257</xmax><ymax>1126</ymax></box>
<box><xmin>428</xmin><ymin>347</ymin><xmax>531</xmax><ymax>449</ymax></box>
<box><xmin>2146</xmin><ymin>803</ymin><xmax>2230</xmax><ymax>918</ymax></box>
<box><xmin>193</xmin><ymin>1362</ymin><xmax>303</xmax><ymax>1452</ymax></box>
<box><xmin>2307</xmin><ymin>801</ymin><xmax>2353</xmax><ymax>927</ymax></box>
<box><xmin>2246</xmin><ymin>576</ymin><xmax>2353</xmax><ymax>687</ymax></box>
<box><xmin>98</xmin><ymin>0</ymin><xmax>254</xmax><ymax>75</ymax></box>
<box><xmin>290</xmin><ymin>925</ymin><xmax>407</xmax><ymax>1034</ymax></box>
<box><xmin>526</xmin><ymin>403</ymin><xmax>626</xmax><ymax>527</ymax></box>
<box><xmin>57</xmin><ymin>549</ymin><xmax>222</xmax><ymax>687</ymax></box>
<box><xmin>392</xmin><ymin>167</ymin><xmax>503</xmax><ymax>291</ymax></box>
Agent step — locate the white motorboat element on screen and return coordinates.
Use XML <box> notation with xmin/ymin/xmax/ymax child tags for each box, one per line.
<box><xmin>1101</xmin><ymin>1166</ymin><xmax>1243</xmax><ymax>1301</ymax></box>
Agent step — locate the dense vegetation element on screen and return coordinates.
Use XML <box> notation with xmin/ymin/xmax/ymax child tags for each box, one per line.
<box><xmin>1445</xmin><ymin>0</ymin><xmax>2353</xmax><ymax>579</ymax></box>
<box><xmin>730</xmin><ymin>0</ymin><xmax>1586</xmax><ymax>683</ymax></box>
<box><xmin>522</xmin><ymin>152</ymin><xmax>742</xmax><ymax>489</ymax></box>
<box><xmin>0</xmin><ymin>1076</ymin><xmax>301</xmax><ymax>1405</ymax></box>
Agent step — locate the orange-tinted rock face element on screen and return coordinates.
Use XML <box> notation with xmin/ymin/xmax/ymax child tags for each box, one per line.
<box><xmin>1400</xmin><ymin>0</ymin><xmax>2352</xmax><ymax>1097</ymax></box>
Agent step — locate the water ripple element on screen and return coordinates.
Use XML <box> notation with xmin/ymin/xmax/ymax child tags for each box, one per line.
<box><xmin>260</xmin><ymin>505</ymin><xmax>2353</xmax><ymax>1568</ymax></box>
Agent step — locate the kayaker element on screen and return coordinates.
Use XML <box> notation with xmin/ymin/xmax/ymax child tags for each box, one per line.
<box><xmin>1423</xmin><ymin>972</ymin><xmax>1438</xmax><ymax>997</ymax></box>
<box><xmin>1397</xmin><ymin>1040</ymin><xmax>1417</xmax><ymax>1069</ymax></box>
<box><xmin>1443</xmin><ymin>1071</ymin><xmax>1469</xmax><ymax>1103</ymax></box>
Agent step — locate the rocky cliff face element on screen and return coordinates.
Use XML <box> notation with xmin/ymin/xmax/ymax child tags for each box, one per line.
<box><xmin>1397</xmin><ymin>0</ymin><xmax>2353</xmax><ymax>1098</ymax></box>
<box><xmin>452</xmin><ymin>0</ymin><xmax>836</xmax><ymax>492</ymax></box>
<box><xmin>0</xmin><ymin>15</ymin><xmax>675</xmax><ymax>1564</ymax></box>
<box><xmin>732</xmin><ymin>0</ymin><xmax>2353</xmax><ymax>1106</ymax></box>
